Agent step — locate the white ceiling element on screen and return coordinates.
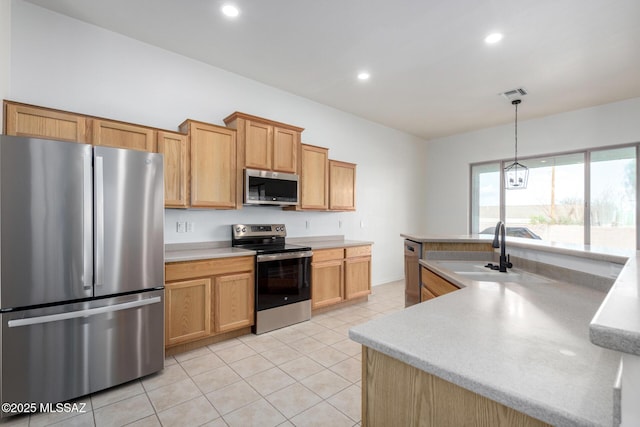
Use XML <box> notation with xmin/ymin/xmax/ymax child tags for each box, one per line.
<box><xmin>24</xmin><ymin>0</ymin><xmax>640</xmax><ymax>140</ymax></box>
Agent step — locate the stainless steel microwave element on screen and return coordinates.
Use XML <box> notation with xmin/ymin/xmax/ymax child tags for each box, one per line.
<box><xmin>244</xmin><ymin>168</ymin><xmax>299</xmax><ymax>206</ymax></box>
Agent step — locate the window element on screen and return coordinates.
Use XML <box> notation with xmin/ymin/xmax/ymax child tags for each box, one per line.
<box><xmin>470</xmin><ymin>144</ymin><xmax>638</xmax><ymax>250</ymax></box>
<box><xmin>590</xmin><ymin>147</ymin><xmax>636</xmax><ymax>250</ymax></box>
<box><xmin>470</xmin><ymin>163</ymin><xmax>500</xmax><ymax>234</ymax></box>
<box><xmin>506</xmin><ymin>153</ymin><xmax>584</xmax><ymax>245</ymax></box>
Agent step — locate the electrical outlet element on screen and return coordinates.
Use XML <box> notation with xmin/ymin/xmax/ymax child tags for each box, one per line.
<box><xmin>338</xmin><ymin>220</ymin><xmax>342</xmax><ymax>229</ymax></box>
<box><xmin>360</xmin><ymin>220</ymin><xmax>365</xmax><ymax>228</ymax></box>
<box><xmin>186</xmin><ymin>221</ymin><xmax>194</xmax><ymax>232</ymax></box>
<box><xmin>176</xmin><ymin>221</ymin><xmax>186</xmax><ymax>233</ymax></box>
<box><xmin>305</xmin><ymin>220</ymin><xmax>311</xmax><ymax>229</ymax></box>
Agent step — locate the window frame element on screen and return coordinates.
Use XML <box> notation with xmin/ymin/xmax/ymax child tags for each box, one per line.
<box><xmin>469</xmin><ymin>142</ymin><xmax>640</xmax><ymax>250</ymax></box>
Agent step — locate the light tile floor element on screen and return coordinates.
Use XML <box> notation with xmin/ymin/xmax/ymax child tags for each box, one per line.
<box><xmin>1</xmin><ymin>281</ymin><xmax>404</xmax><ymax>427</ymax></box>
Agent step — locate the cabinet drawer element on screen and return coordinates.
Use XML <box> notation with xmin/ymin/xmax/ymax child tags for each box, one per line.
<box><xmin>421</xmin><ymin>267</ymin><xmax>459</xmax><ymax>297</ymax></box>
<box><xmin>345</xmin><ymin>245</ymin><xmax>371</xmax><ymax>258</ymax></box>
<box><xmin>166</xmin><ymin>256</ymin><xmax>254</xmax><ymax>282</ymax></box>
<box><xmin>312</xmin><ymin>248</ymin><xmax>344</xmax><ymax>262</ymax></box>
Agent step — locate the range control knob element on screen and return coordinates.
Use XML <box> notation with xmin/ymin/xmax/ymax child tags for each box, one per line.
<box><xmin>242</xmin><ymin>227</ymin><xmax>246</xmax><ymax>232</ymax></box>
<box><xmin>235</xmin><ymin>227</ymin><xmax>241</xmax><ymax>233</ymax></box>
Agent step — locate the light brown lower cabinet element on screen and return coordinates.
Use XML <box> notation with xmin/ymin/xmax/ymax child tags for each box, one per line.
<box><xmin>420</xmin><ymin>267</ymin><xmax>459</xmax><ymax>302</ymax></box>
<box><xmin>362</xmin><ymin>347</ymin><xmax>551</xmax><ymax>426</ymax></box>
<box><xmin>312</xmin><ymin>246</ymin><xmax>371</xmax><ymax>310</ymax></box>
<box><xmin>312</xmin><ymin>256</ymin><xmax>344</xmax><ymax>309</ymax></box>
<box><xmin>165</xmin><ymin>278</ymin><xmax>212</xmax><ymax>346</ymax></box>
<box><xmin>164</xmin><ymin>256</ymin><xmax>254</xmax><ymax>348</ymax></box>
<box><xmin>214</xmin><ymin>272</ymin><xmax>254</xmax><ymax>333</ymax></box>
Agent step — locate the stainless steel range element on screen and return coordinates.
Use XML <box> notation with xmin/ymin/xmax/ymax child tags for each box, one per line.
<box><xmin>232</xmin><ymin>224</ymin><xmax>312</xmax><ymax>334</ymax></box>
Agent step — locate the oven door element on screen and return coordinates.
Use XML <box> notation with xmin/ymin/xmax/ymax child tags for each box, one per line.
<box><xmin>256</xmin><ymin>251</ymin><xmax>312</xmax><ymax>311</ymax></box>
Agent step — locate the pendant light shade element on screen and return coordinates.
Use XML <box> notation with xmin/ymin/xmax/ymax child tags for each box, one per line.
<box><xmin>504</xmin><ymin>99</ymin><xmax>529</xmax><ymax>189</ymax></box>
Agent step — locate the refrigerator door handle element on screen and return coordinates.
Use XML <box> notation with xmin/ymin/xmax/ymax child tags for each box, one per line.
<box><xmin>95</xmin><ymin>155</ymin><xmax>105</xmax><ymax>288</ymax></box>
<box><xmin>82</xmin><ymin>152</ymin><xmax>93</xmax><ymax>291</ymax></box>
<box><xmin>7</xmin><ymin>296</ymin><xmax>162</xmax><ymax>328</ymax></box>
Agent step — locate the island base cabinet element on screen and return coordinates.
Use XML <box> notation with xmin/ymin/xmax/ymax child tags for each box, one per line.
<box><xmin>362</xmin><ymin>347</ymin><xmax>551</xmax><ymax>427</ymax></box>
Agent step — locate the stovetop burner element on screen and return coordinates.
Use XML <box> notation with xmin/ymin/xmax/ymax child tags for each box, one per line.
<box><xmin>231</xmin><ymin>224</ymin><xmax>311</xmax><ymax>254</ymax></box>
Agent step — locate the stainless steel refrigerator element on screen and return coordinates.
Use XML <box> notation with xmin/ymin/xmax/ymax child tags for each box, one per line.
<box><xmin>0</xmin><ymin>135</ymin><xmax>164</xmax><ymax>413</ymax></box>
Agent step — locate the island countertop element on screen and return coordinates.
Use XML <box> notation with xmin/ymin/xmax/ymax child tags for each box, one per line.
<box><xmin>349</xmin><ymin>261</ymin><xmax>620</xmax><ymax>427</ymax></box>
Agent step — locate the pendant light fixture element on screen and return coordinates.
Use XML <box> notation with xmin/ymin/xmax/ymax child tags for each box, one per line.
<box><xmin>504</xmin><ymin>99</ymin><xmax>529</xmax><ymax>189</ymax></box>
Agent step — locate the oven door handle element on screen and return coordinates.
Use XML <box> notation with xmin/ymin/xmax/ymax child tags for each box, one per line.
<box><xmin>257</xmin><ymin>251</ymin><xmax>313</xmax><ymax>262</ymax></box>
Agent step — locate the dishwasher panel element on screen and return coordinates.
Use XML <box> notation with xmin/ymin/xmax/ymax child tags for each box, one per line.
<box><xmin>404</xmin><ymin>239</ymin><xmax>422</xmax><ymax>307</ymax></box>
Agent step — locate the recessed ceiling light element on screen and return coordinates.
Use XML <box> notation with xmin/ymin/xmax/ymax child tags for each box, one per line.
<box><xmin>221</xmin><ymin>4</ymin><xmax>240</xmax><ymax>18</ymax></box>
<box><xmin>484</xmin><ymin>33</ymin><xmax>503</xmax><ymax>44</ymax></box>
<box><xmin>357</xmin><ymin>72</ymin><xmax>370</xmax><ymax>81</ymax></box>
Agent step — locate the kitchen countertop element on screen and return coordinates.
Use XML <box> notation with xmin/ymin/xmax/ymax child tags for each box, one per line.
<box><xmin>590</xmin><ymin>254</ymin><xmax>640</xmax><ymax>356</ymax></box>
<box><xmin>164</xmin><ymin>236</ymin><xmax>372</xmax><ymax>263</ymax></box>
<box><xmin>288</xmin><ymin>236</ymin><xmax>373</xmax><ymax>250</ymax></box>
<box><xmin>401</xmin><ymin>233</ymin><xmax>493</xmax><ymax>243</ymax></box>
<box><xmin>165</xmin><ymin>242</ymin><xmax>255</xmax><ymax>263</ymax></box>
<box><xmin>350</xmin><ymin>258</ymin><xmax>620</xmax><ymax>427</ymax></box>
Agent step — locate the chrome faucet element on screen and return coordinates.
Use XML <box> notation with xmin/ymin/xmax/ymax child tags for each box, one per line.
<box><xmin>491</xmin><ymin>221</ymin><xmax>512</xmax><ymax>273</ymax></box>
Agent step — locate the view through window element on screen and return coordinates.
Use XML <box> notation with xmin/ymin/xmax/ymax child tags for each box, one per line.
<box><xmin>506</xmin><ymin>153</ymin><xmax>584</xmax><ymax>245</ymax></box>
<box><xmin>590</xmin><ymin>147</ymin><xmax>636</xmax><ymax>250</ymax></box>
<box><xmin>471</xmin><ymin>144</ymin><xmax>638</xmax><ymax>250</ymax></box>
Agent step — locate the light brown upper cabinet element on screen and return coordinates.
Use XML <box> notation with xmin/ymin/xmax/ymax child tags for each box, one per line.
<box><xmin>4</xmin><ymin>101</ymin><xmax>89</xmax><ymax>143</ymax></box>
<box><xmin>224</xmin><ymin>112</ymin><xmax>303</xmax><ymax>174</ymax></box>
<box><xmin>91</xmin><ymin>119</ymin><xmax>156</xmax><ymax>152</ymax></box>
<box><xmin>329</xmin><ymin>160</ymin><xmax>356</xmax><ymax>211</ymax></box>
<box><xmin>299</xmin><ymin>144</ymin><xmax>329</xmax><ymax>210</ymax></box>
<box><xmin>180</xmin><ymin>120</ymin><xmax>237</xmax><ymax>209</ymax></box>
<box><xmin>157</xmin><ymin>131</ymin><xmax>189</xmax><ymax>208</ymax></box>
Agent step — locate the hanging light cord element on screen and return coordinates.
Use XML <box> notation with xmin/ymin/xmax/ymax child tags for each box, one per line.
<box><xmin>513</xmin><ymin>99</ymin><xmax>521</xmax><ymax>163</ymax></box>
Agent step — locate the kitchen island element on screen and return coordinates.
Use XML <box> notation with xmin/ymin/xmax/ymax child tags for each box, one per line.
<box><xmin>350</xmin><ymin>236</ymin><xmax>630</xmax><ymax>427</ymax></box>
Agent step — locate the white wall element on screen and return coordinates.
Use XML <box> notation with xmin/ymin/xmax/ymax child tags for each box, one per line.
<box><xmin>0</xmin><ymin>0</ymin><xmax>11</xmax><ymax>131</ymax></box>
<box><xmin>9</xmin><ymin>0</ymin><xmax>427</xmax><ymax>285</ymax></box>
<box><xmin>423</xmin><ymin>97</ymin><xmax>640</xmax><ymax>234</ymax></box>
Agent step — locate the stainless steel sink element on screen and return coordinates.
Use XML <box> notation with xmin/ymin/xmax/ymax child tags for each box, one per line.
<box><xmin>432</xmin><ymin>260</ymin><xmax>552</xmax><ymax>284</ymax></box>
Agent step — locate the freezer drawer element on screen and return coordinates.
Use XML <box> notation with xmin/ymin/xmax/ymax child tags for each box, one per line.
<box><xmin>0</xmin><ymin>290</ymin><xmax>164</xmax><ymax>412</ymax></box>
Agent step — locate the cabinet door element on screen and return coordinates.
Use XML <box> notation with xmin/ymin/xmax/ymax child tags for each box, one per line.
<box><xmin>311</xmin><ymin>260</ymin><xmax>344</xmax><ymax>309</ymax></box>
<box><xmin>214</xmin><ymin>272</ymin><xmax>254</xmax><ymax>333</ymax></box>
<box><xmin>157</xmin><ymin>131</ymin><xmax>189</xmax><ymax>208</ymax></box>
<box><xmin>4</xmin><ymin>102</ymin><xmax>88</xmax><ymax>143</ymax></box>
<box><xmin>190</xmin><ymin>122</ymin><xmax>236</xmax><ymax>208</ymax></box>
<box><xmin>273</xmin><ymin>127</ymin><xmax>298</xmax><ymax>173</ymax></box>
<box><xmin>245</xmin><ymin>120</ymin><xmax>272</xmax><ymax>170</ymax></box>
<box><xmin>300</xmin><ymin>144</ymin><xmax>328</xmax><ymax>210</ymax></box>
<box><xmin>344</xmin><ymin>256</ymin><xmax>371</xmax><ymax>300</ymax></box>
<box><xmin>421</xmin><ymin>268</ymin><xmax>459</xmax><ymax>297</ymax></box>
<box><xmin>92</xmin><ymin>119</ymin><xmax>156</xmax><ymax>151</ymax></box>
<box><xmin>165</xmin><ymin>278</ymin><xmax>212</xmax><ymax>346</ymax></box>
<box><xmin>329</xmin><ymin>160</ymin><xmax>356</xmax><ymax>211</ymax></box>
<box><xmin>421</xmin><ymin>285</ymin><xmax>436</xmax><ymax>302</ymax></box>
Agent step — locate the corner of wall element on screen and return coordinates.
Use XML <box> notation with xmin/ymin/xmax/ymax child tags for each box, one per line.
<box><xmin>0</xmin><ymin>0</ymin><xmax>11</xmax><ymax>132</ymax></box>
